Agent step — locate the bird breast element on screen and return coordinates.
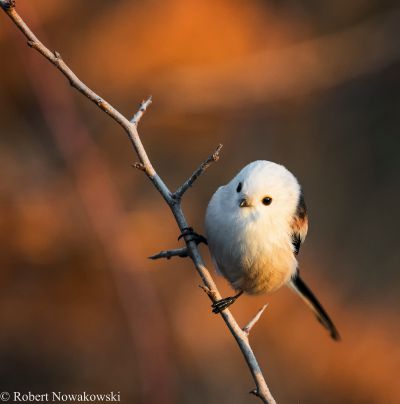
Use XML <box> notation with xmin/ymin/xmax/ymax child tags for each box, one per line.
<box><xmin>206</xmin><ymin>203</ymin><xmax>297</xmax><ymax>295</ymax></box>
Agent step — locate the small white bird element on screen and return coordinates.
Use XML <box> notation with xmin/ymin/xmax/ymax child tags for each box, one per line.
<box><xmin>205</xmin><ymin>160</ymin><xmax>340</xmax><ymax>340</ymax></box>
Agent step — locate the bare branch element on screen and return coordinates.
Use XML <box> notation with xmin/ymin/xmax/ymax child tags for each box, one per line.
<box><xmin>173</xmin><ymin>144</ymin><xmax>223</xmax><ymax>200</ymax></box>
<box><xmin>149</xmin><ymin>247</ymin><xmax>188</xmax><ymax>260</ymax></box>
<box><xmin>0</xmin><ymin>0</ymin><xmax>163</xmax><ymax>184</ymax></box>
<box><xmin>132</xmin><ymin>162</ymin><xmax>146</xmax><ymax>172</ymax></box>
<box><xmin>131</xmin><ymin>96</ymin><xmax>152</xmax><ymax>126</ymax></box>
<box><xmin>0</xmin><ymin>4</ymin><xmax>276</xmax><ymax>403</ymax></box>
<box><xmin>250</xmin><ymin>389</ymin><xmax>265</xmax><ymax>400</ymax></box>
<box><xmin>243</xmin><ymin>304</ymin><xmax>269</xmax><ymax>336</ymax></box>
<box><xmin>199</xmin><ymin>284</ymin><xmax>217</xmax><ymax>301</ymax></box>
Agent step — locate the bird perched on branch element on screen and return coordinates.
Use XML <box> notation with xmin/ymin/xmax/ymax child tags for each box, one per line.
<box><xmin>205</xmin><ymin>160</ymin><xmax>340</xmax><ymax>340</ymax></box>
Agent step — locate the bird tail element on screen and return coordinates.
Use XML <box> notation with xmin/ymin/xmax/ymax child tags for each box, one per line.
<box><xmin>290</xmin><ymin>272</ymin><xmax>341</xmax><ymax>341</ymax></box>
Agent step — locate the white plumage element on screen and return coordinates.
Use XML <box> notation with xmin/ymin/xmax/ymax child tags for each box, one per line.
<box><xmin>205</xmin><ymin>160</ymin><xmax>340</xmax><ymax>340</ymax></box>
<box><xmin>205</xmin><ymin>161</ymin><xmax>301</xmax><ymax>294</ymax></box>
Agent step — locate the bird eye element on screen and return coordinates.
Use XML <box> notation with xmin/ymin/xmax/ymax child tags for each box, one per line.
<box><xmin>262</xmin><ymin>196</ymin><xmax>272</xmax><ymax>206</ymax></box>
<box><xmin>236</xmin><ymin>182</ymin><xmax>242</xmax><ymax>193</ymax></box>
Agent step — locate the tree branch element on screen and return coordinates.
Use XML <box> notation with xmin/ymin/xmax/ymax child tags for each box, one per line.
<box><xmin>148</xmin><ymin>247</ymin><xmax>188</xmax><ymax>260</ymax></box>
<box><xmin>0</xmin><ymin>2</ymin><xmax>276</xmax><ymax>403</ymax></box>
<box><xmin>173</xmin><ymin>143</ymin><xmax>223</xmax><ymax>200</ymax></box>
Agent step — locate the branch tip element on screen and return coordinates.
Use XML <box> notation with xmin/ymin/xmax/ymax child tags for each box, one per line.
<box><xmin>174</xmin><ymin>143</ymin><xmax>223</xmax><ymax>199</ymax></box>
<box><xmin>148</xmin><ymin>247</ymin><xmax>188</xmax><ymax>260</ymax></box>
<box><xmin>243</xmin><ymin>304</ymin><xmax>269</xmax><ymax>336</ymax></box>
<box><xmin>212</xmin><ymin>143</ymin><xmax>223</xmax><ymax>161</ymax></box>
<box><xmin>131</xmin><ymin>96</ymin><xmax>152</xmax><ymax>126</ymax></box>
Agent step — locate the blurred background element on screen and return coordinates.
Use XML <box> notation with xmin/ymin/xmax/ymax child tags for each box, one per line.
<box><xmin>0</xmin><ymin>0</ymin><xmax>399</xmax><ymax>403</ymax></box>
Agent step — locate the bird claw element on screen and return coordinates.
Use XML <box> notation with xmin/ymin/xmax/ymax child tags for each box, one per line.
<box><xmin>211</xmin><ymin>291</ymin><xmax>243</xmax><ymax>314</ymax></box>
<box><xmin>178</xmin><ymin>227</ymin><xmax>208</xmax><ymax>245</ymax></box>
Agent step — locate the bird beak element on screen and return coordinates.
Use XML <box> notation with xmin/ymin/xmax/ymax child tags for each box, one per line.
<box><xmin>239</xmin><ymin>197</ymin><xmax>250</xmax><ymax>208</ymax></box>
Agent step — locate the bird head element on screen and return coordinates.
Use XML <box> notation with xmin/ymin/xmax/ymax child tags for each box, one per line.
<box><xmin>226</xmin><ymin>160</ymin><xmax>301</xmax><ymax>223</ymax></box>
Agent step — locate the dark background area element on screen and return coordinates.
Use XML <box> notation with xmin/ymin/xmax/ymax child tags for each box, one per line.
<box><xmin>0</xmin><ymin>0</ymin><xmax>399</xmax><ymax>403</ymax></box>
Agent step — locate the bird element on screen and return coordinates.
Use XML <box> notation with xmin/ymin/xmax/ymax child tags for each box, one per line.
<box><xmin>204</xmin><ymin>160</ymin><xmax>340</xmax><ymax>341</ymax></box>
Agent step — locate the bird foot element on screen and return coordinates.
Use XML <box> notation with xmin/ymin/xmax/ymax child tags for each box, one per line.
<box><xmin>178</xmin><ymin>227</ymin><xmax>208</xmax><ymax>245</ymax></box>
<box><xmin>212</xmin><ymin>291</ymin><xmax>243</xmax><ymax>314</ymax></box>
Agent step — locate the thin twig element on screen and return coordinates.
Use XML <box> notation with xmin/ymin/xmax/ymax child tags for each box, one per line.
<box><xmin>173</xmin><ymin>143</ymin><xmax>223</xmax><ymax>200</ymax></box>
<box><xmin>199</xmin><ymin>284</ymin><xmax>217</xmax><ymax>301</ymax></box>
<box><xmin>149</xmin><ymin>247</ymin><xmax>188</xmax><ymax>260</ymax></box>
<box><xmin>243</xmin><ymin>304</ymin><xmax>269</xmax><ymax>336</ymax></box>
<box><xmin>0</xmin><ymin>3</ymin><xmax>276</xmax><ymax>403</ymax></box>
<box><xmin>131</xmin><ymin>96</ymin><xmax>152</xmax><ymax>126</ymax></box>
<box><xmin>132</xmin><ymin>162</ymin><xmax>146</xmax><ymax>171</ymax></box>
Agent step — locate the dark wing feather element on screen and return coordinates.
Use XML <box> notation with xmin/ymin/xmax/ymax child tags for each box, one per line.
<box><xmin>291</xmin><ymin>233</ymin><xmax>302</xmax><ymax>255</ymax></box>
<box><xmin>291</xmin><ymin>190</ymin><xmax>308</xmax><ymax>255</ymax></box>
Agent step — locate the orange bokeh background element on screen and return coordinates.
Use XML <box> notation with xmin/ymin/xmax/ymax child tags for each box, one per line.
<box><xmin>0</xmin><ymin>1</ymin><xmax>399</xmax><ymax>403</ymax></box>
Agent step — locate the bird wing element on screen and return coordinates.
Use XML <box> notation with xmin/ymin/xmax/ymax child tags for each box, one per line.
<box><xmin>290</xmin><ymin>190</ymin><xmax>308</xmax><ymax>255</ymax></box>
